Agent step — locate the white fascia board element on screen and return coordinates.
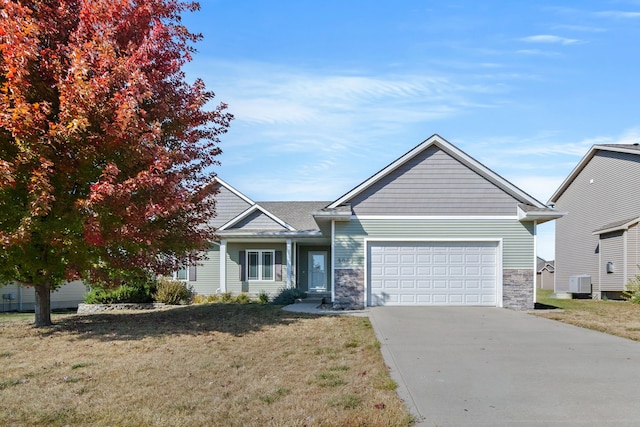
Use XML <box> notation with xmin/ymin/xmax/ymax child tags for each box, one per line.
<box><xmin>517</xmin><ymin>206</ymin><xmax>567</xmax><ymax>224</ymax></box>
<box><xmin>253</xmin><ymin>204</ymin><xmax>296</xmax><ymax>230</ymax></box>
<box><xmin>217</xmin><ymin>230</ymin><xmax>323</xmax><ymax>238</ymax></box>
<box><xmin>355</xmin><ymin>215</ymin><xmax>519</xmax><ymax>220</ymax></box>
<box><xmin>214</xmin><ymin>176</ymin><xmax>256</xmax><ymax>205</ymax></box>
<box><xmin>312</xmin><ymin>211</ymin><xmax>351</xmax><ymax>221</ymax></box>
<box><xmin>328</xmin><ymin>134</ymin><xmax>546</xmax><ymax>209</ymax></box>
<box><xmin>218</xmin><ymin>204</ymin><xmax>295</xmax><ymax>231</ymax></box>
<box><xmin>218</xmin><ymin>205</ymin><xmax>257</xmax><ymax>231</ymax></box>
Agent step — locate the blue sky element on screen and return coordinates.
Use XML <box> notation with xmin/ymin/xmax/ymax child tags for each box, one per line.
<box><xmin>182</xmin><ymin>1</ymin><xmax>640</xmax><ymax>260</ymax></box>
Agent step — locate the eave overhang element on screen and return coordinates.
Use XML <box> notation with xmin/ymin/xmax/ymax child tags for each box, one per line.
<box><xmin>592</xmin><ymin>216</ymin><xmax>640</xmax><ymax>235</ymax></box>
<box><xmin>517</xmin><ymin>204</ymin><xmax>567</xmax><ymax>224</ymax></box>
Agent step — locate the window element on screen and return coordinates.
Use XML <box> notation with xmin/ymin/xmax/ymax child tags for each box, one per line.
<box><xmin>174</xmin><ymin>265</ymin><xmax>196</xmax><ymax>281</ymax></box>
<box><xmin>247</xmin><ymin>250</ymin><xmax>275</xmax><ymax>281</ymax></box>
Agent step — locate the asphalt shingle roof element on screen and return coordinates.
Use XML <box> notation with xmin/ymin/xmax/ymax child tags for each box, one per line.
<box><xmin>257</xmin><ymin>201</ymin><xmax>331</xmax><ymax>231</ymax></box>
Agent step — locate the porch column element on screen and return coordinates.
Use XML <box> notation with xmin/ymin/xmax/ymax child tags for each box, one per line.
<box><xmin>220</xmin><ymin>239</ymin><xmax>227</xmax><ymax>293</ymax></box>
<box><xmin>286</xmin><ymin>239</ymin><xmax>292</xmax><ymax>288</ymax></box>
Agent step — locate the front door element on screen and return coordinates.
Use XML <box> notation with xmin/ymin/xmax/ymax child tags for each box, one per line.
<box><xmin>308</xmin><ymin>251</ymin><xmax>328</xmax><ymax>292</ymax></box>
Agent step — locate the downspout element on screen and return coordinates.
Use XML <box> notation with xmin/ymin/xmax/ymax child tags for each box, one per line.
<box><xmin>331</xmin><ymin>220</ymin><xmax>335</xmax><ymax>303</ymax></box>
<box><xmin>219</xmin><ymin>239</ymin><xmax>227</xmax><ymax>293</ymax></box>
<box><xmin>624</xmin><ymin>229</ymin><xmax>628</xmax><ymax>287</ymax></box>
<box><xmin>533</xmin><ymin>220</ymin><xmax>537</xmax><ymax>304</ymax></box>
<box><xmin>286</xmin><ymin>239</ymin><xmax>292</xmax><ymax>288</ymax></box>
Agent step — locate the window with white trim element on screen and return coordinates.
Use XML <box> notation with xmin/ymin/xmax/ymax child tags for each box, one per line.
<box><xmin>247</xmin><ymin>250</ymin><xmax>274</xmax><ymax>281</ymax></box>
<box><xmin>173</xmin><ymin>264</ymin><xmax>196</xmax><ymax>282</ymax></box>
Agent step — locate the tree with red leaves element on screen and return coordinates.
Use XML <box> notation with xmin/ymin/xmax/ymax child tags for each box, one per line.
<box><xmin>0</xmin><ymin>0</ymin><xmax>232</xmax><ymax>326</ymax></box>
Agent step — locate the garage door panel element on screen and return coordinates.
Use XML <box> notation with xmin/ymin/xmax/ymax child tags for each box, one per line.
<box><xmin>369</xmin><ymin>242</ymin><xmax>498</xmax><ymax>307</ymax></box>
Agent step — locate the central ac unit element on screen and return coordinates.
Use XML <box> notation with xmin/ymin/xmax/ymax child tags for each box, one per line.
<box><xmin>569</xmin><ymin>275</ymin><xmax>591</xmax><ymax>294</ymax></box>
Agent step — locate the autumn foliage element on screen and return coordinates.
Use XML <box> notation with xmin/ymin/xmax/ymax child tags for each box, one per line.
<box><xmin>0</xmin><ymin>0</ymin><xmax>232</xmax><ymax>325</ymax></box>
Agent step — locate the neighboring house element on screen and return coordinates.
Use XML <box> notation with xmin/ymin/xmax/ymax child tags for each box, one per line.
<box><xmin>548</xmin><ymin>143</ymin><xmax>640</xmax><ymax>299</ymax></box>
<box><xmin>188</xmin><ymin>134</ymin><xmax>563</xmax><ymax>309</ymax></box>
<box><xmin>536</xmin><ymin>257</ymin><xmax>555</xmax><ymax>290</ymax></box>
<box><xmin>0</xmin><ymin>281</ymin><xmax>88</xmax><ymax>312</ymax></box>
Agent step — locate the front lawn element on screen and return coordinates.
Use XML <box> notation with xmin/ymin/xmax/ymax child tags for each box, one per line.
<box><xmin>0</xmin><ymin>304</ymin><xmax>413</xmax><ymax>426</ymax></box>
<box><xmin>534</xmin><ymin>289</ymin><xmax>640</xmax><ymax>341</ymax></box>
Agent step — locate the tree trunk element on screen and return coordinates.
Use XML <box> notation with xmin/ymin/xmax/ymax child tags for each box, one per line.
<box><xmin>34</xmin><ymin>281</ymin><xmax>52</xmax><ymax>327</ymax></box>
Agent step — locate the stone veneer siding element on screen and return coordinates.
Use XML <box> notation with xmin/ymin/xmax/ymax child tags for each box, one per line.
<box><xmin>77</xmin><ymin>303</ymin><xmax>167</xmax><ymax>314</ymax></box>
<box><xmin>333</xmin><ymin>268</ymin><xmax>364</xmax><ymax>309</ymax></box>
<box><xmin>503</xmin><ymin>269</ymin><xmax>534</xmax><ymax>310</ymax></box>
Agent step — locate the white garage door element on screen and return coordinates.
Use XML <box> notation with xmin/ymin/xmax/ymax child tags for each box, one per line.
<box><xmin>368</xmin><ymin>241</ymin><xmax>498</xmax><ymax>306</ymax></box>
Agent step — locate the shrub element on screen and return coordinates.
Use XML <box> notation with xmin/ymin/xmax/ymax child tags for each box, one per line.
<box><xmin>207</xmin><ymin>294</ymin><xmax>220</xmax><ymax>303</ymax></box>
<box><xmin>623</xmin><ymin>275</ymin><xmax>640</xmax><ymax>303</ymax></box>
<box><xmin>220</xmin><ymin>292</ymin><xmax>234</xmax><ymax>303</ymax></box>
<box><xmin>192</xmin><ymin>294</ymin><xmax>208</xmax><ymax>304</ymax></box>
<box><xmin>272</xmin><ymin>288</ymin><xmax>306</xmax><ymax>305</ymax></box>
<box><xmin>85</xmin><ymin>283</ymin><xmax>154</xmax><ymax>304</ymax></box>
<box><xmin>235</xmin><ymin>293</ymin><xmax>251</xmax><ymax>304</ymax></box>
<box><xmin>153</xmin><ymin>278</ymin><xmax>194</xmax><ymax>305</ymax></box>
<box><xmin>257</xmin><ymin>291</ymin><xmax>270</xmax><ymax>304</ymax></box>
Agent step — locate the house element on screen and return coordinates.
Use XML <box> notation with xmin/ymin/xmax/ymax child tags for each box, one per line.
<box><xmin>188</xmin><ymin>134</ymin><xmax>563</xmax><ymax>309</ymax></box>
<box><xmin>0</xmin><ymin>281</ymin><xmax>88</xmax><ymax>312</ymax></box>
<box><xmin>548</xmin><ymin>143</ymin><xmax>640</xmax><ymax>299</ymax></box>
<box><xmin>536</xmin><ymin>257</ymin><xmax>554</xmax><ymax>290</ymax></box>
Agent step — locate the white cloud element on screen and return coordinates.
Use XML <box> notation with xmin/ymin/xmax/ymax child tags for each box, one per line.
<box><xmin>596</xmin><ymin>10</ymin><xmax>640</xmax><ymax>19</ymax></box>
<box><xmin>516</xmin><ymin>49</ymin><xmax>561</xmax><ymax>56</ymax></box>
<box><xmin>520</xmin><ymin>34</ymin><xmax>580</xmax><ymax>45</ymax></box>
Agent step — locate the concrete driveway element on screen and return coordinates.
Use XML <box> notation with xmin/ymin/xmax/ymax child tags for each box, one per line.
<box><xmin>369</xmin><ymin>307</ymin><xmax>640</xmax><ymax>426</ymax></box>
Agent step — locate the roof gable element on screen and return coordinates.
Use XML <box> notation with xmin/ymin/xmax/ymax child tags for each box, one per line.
<box><xmin>221</xmin><ymin>205</ymin><xmax>292</xmax><ymax>231</ymax></box>
<box><xmin>328</xmin><ymin>134</ymin><xmax>545</xmax><ymax>215</ymax></box>
<box><xmin>209</xmin><ymin>177</ymin><xmax>255</xmax><ymax>228</ymax></box>
<box><xmin>258</xmin><ymin>201</ymin><xmax>329</xmax><ymax>231</ymax></box>
<box><xmin>549</xmin><ymin>144</ymin><xmax>640</xmax><ymax>204</ymax></box>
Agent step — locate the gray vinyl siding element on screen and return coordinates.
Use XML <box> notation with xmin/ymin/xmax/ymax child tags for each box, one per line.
<box><xmin>333</xmin><ymin>218</ymin><xmax>534</xmax><ymax>270</ymax></box>
<box><xmin>554</xmin><ymin>150</ymin><xmax>640</xmax><ymax>292</ymax></box>
<box><xmin>627</xmin><ymin>224</ymin><xmax>640</xmax><ymax>284</ymax></box>
<box><xmin>190</xmin><ymin>247</ymin><xmax>221</xmax><ymax>296</ymax></box>
<box><xmin>231</xmin><ymin>211</ymin><xmax>287</xmax><ymax>230</ymax></box>
<box><xmin>0</xmin><ymin>281</ymin><xmax>87</xmax><ymax>312</ymax></box>
<box><xmin>210</xmin><ymin>184</ymin><xmax>253</xmax><ymax>228</ymax></box>
<box><xmin>349</xmin><ymin>146</ymin><xmax>521</xmax><ymax>216</ymax></box>
<box><xmin>225</xmin><ymin>242</ymin><xmax>287</xmax><ymax>295</ymax></box>
<box><xmin>599</xmin><ymin>232</ymin><xmax>625</xmax><ymax>291</ymax></box>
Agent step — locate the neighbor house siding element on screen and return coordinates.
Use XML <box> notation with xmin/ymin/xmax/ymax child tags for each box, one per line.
<box><xmin>0</xmin><ymin>281</ymin><xmax>87</xmax><ymax>312</ymax></box>
<box><xmin>554</xmin><ymin>151</ymin><xmax>640</xmax><ymax>293</ymax></box>
<box><xmin>190</xmin><ymin>247</ymin><xmax>220</xmax><ymax>296</ymax></box>
<box><xmin>210</xmin><ymin>184</ymin><xmax>253</xmax><ymax>228</ymax></box>
<box><xmin>349</xmin><ymin>146</ymin><xmax>521</xmax><ymax>216</ymax></box>
<box><xmin>225</xmin><ymin>242</ymin><xmax>287</xmax><ymax>295</ymax></box>
<box><xmin>231</xmin><ymin>211</ymin><xmax>287</xmax><ymax>230</ymax></box>
<box><xmin>333</xmin><ymin>218</ymin><xmax>534</xmax><ymax>270</ymax></box>
<box><xmin>628</xmin><ymin>224</ymin><xmax>640</xmax><ymax>286</ymax></box>
<box><xmin>599</xmin><ymin>231</ymin><xmax>625</xmax><ymax>291</ymax></box>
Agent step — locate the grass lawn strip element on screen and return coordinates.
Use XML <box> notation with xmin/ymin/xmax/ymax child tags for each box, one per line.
<box><xmin>0</xmin><ymin>304</ymin><xmax>413</xmax><ymax>426</ymax></box>
<box><xmin>535</xmin><ymin>289</ymin><xmax>640</xmax><ymax>342</ymax></box>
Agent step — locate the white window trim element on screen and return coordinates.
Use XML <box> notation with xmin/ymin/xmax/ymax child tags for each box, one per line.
<box><xmin>173</xmin><ymin>266</ymin><xmax>193</xmax><ymax>282</ymax></box>
<box><xmin>247</xmin><ymin>249</ymin><xmax>276</xmax><ymax>282</ymax></box>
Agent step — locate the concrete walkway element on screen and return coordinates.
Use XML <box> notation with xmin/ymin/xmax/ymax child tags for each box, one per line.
<box><xmin>368</xmin><ymin>307</ymin><xmax>640</xmax><ymax>426</ymax></box>
<box><xmin>282</xmin><ymin>301</ymin><xmax>368</xmax><ymax>316</ymax></box>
